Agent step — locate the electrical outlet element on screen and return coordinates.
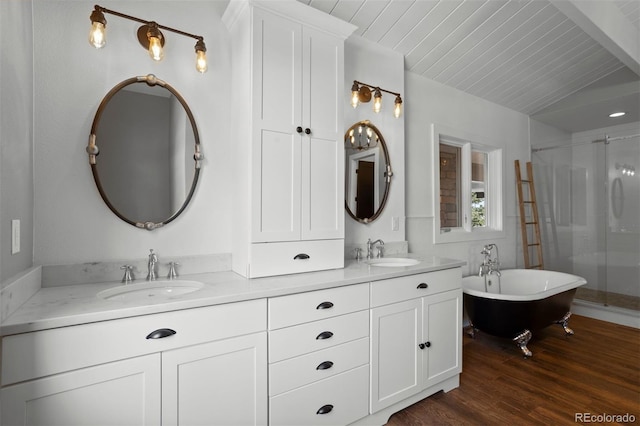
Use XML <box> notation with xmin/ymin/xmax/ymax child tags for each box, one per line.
<box><xmin>11</xmin><ymin>219</ymin><xmax>20</xmax><ymax>254</ymax></box>
<box><xmin>391</xmin><ymin>216</ymin><xmax>399</xmax><ymax>231</ymax></box>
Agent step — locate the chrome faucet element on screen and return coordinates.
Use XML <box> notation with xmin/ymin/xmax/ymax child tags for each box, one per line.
<box><xmin>479</xmin><ymin>244</ymin><xmax>501</xmax><ymax>277</ymax></box>
<box><xmin>367</xmin><ymin>238</ymin><xmax>385</xmax><ymax>259</ymax></box>
<box><xmin>147</xmin><ymin>249</ymin><xmax>158</xmax><ymax>281</ymax></box>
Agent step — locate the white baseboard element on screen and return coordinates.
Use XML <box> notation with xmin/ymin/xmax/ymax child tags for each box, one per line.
<box><xmin>572</xmin><ymin>300</ymin><xmax>639</xmax><ymax>329</ymax></box>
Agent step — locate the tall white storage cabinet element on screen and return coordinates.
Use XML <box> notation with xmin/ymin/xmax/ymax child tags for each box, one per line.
<box><xmin>223</xmin><ymin>0</ymin><xmax>356</xmax><ymax>278</ymax></box>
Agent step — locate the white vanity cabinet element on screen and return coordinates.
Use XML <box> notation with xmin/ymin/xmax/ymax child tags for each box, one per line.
<box><xmin>224</xmin><ymin>0</ymin><xmax>356</xmax><ymax>278</ymax></box>
<box><xmin>1</xmin><ymin>300</ymin><xmax>268</xmax><ymax>426</ymax></box>
<box><xmin>369</xmin><ymin>268</ymin><xmax>463</xmax><ymax>414</ymax></box>
<box><xmin>267</xmin><ymin>284</ymin><xmax>370</xmax><ymax>425</ymax></box>
<box><xmin>1</xmin><ymin>354</ymin><xmax>162</xmax><ymax>425</ymax></box>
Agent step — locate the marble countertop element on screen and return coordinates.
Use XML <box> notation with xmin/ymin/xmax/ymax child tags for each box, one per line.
<box><xmin>1</xmin><ymin>255</ymin><xmax>465</xmax><ymax>336</ymax></box>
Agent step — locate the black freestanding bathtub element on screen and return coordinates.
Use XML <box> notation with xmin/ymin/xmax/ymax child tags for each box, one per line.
<box><xmin>462</xmin><ymin>269</ymin><xmax>586</xmax><ymax>357</ymax></box>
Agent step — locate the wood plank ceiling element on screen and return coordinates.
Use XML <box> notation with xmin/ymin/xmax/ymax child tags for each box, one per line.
<box><xmin>298</xmin><ymin>0</ymin><xmax>638</xmax><ymax>117</ymax></box>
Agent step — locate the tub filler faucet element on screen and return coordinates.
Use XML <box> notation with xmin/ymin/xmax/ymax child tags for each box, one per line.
<box><xmin>479</xmin><ymin>244</ymin><xmax>501</xmax><ymax>277</ymax></box>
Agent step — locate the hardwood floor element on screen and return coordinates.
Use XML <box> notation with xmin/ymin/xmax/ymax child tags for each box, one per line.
<box><xmin>387</xmin><ymin>315</ymin><xmax>640</xmax><ymax>425</ymax></box>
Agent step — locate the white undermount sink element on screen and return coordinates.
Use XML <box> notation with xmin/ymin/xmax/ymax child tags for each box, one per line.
<box><xmin>367</xmin><ymin>258</ymin><xmax>421</xmax><ymax>267</ymax></box>
<box><xmin>98</xmin><ymin>280</ymin><xmax>205</xmax><ymax>301</ymax></box>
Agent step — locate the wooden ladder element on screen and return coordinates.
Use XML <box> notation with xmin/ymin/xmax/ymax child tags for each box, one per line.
<box><xmin>515</xmin><ymin>160</ymin><xmax>544</xmax><ymax>269</ymax></box>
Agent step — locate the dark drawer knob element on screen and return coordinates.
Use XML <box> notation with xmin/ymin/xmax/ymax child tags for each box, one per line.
<box><xmin>146</xmin><ymin>328</ymin><xmax>176</xmax><ymax>339</ymax></box>
<box><xmin>316</xmin><ymin>404</ymin><xmax>333</xmax><ymax>415</ymax></box>
<box><xmin>316</xmin><ymin>301</ymin><xmax>334</xmax><ymax>310</ymax></box>
<box><xmin>294</xmin><ymin>253</ymin><xmax>310</xmax><ymax>260</ymax></box>
<box><xmin>316</xmin><ymin>331</ymin><xmax>334</xmax><ymax>340</ymax></box>
<box><xmin>417</xmin><ymin>282</ymin><xmax>428</xmax><ymax>289</ymax></box>
<box><xmin>316</xmin><ymin>361</ymin><xmax>334</xmax><ymax>370</ymax></box>
<box><xmin>305</xmin><ymin>128</ymin><xmax>311</xmax><ymax>135</ymax></box>
<box><xmin>296</xmin><ymin>126</ymin><xmax>303</xmax><ymax>133</ymax></box>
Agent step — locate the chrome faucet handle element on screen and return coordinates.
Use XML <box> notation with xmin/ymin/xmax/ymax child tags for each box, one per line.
<box><xmin>120</xmin><ymin>265</ymin><xmax>134</xmax><ymax>284</ymax></box>
<box><xmin>167</xmin><ymin>262</ymin><xmax>180</xmax><ymax>279</ymax></box>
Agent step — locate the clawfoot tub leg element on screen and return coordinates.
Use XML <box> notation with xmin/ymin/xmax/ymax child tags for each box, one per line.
<box><xmin>555</xmin><ymin>312</ymin><xmax>574</xmax><ymax>335</ymax></box>
<box><xmin>513</xmin><ymin>329</ymin><xmax>533</xmax><ymax>357</ymax></box>
<box><xmin>466</xmin><ymin>321</ymin><xmax>478</xmax><ymax>338</ymax></box>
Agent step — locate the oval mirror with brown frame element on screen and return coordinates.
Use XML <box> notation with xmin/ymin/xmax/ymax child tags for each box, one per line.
<box><xmin>344</xmin><ymin>120</ymin><xmax>393</xmax><ymax>223</ymax></box>
<box><xmin>87</xmin><ymin>74</ymin><xmax>203</xmax><ymax>230</ymax></box>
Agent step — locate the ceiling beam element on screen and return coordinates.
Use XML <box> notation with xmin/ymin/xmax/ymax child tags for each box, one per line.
<box><xmin>551</xmin><ymin>0</ymin><xmax>640</xmax><ymax>76</ymax></box>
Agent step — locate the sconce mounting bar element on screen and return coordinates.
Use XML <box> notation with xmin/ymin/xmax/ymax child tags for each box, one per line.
<box><xmin>93</xmin><ymin>5</ymin><xmax>204</xmax><ymax>42</ymax></box>
<box><xmin>353</xmin><ymin>80</ymin><xmax>401</xmax><ymax>97</ymax></box>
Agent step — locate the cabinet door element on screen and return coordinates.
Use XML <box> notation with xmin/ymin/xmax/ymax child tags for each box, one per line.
<box><xmin>251</xmin><ymin>9</ymin><xmax>302</xmax><ymax>243</ymax></box>
<box><xmin>162</xmin><ymin>332</ymin><xmax>268</xmax><ymax>426</ymax></box>
<box><xmin>1</xmin><ymin>354</ymin><xmax>161</xmax><ymax>426</ymax></box>
<box><xmin>422</xmin><ymin>289</ymin><xmax>463</xmax><ymax>389</ymax></box>
<box><xmin>370</xmin><ymin>298</ymin><xmax>422</xmax><ymax>413</ymax></box>
<box><xmin>301</xmin><ymin>26</ymin><xmax>344</xmax><ymax>240</ymax></box>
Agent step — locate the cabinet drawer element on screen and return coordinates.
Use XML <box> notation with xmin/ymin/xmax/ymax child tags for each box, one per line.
<box><xmin>269</xmin><ymin>337</ymin><xmax>369</xmax><ymax>396</ymax></box>
<box><xmin>269</xmin><ymin>310</ymin><xmax>368</xmax><ymax>362</ymax></box>
<box><xmin>270</xmin><ymin>365</ymin><xmax>369</xmax><ymax>426</ymax></box>
<box><xmin>1</xmin><ymin>299</ymin><xmax>267</xmax><ymax>386</ymax></box>
<box><xmin>250</xmin><ymin>239</ymin><xmax>344</xmax><ymax>278</ymax></box>
<box><xmin>269</xmin><ymin>283</ymin><xmax>369</xmax><ymax>330</ymax></box>
<box><xmin>370</xmin><ymin>268</ymin><xmax>461</xmax><ymax>307</ymax></box>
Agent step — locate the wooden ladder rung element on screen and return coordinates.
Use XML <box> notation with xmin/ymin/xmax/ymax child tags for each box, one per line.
<box><xmin>528</xmin><ymin>264</ymin><xmax>543</xmax><ymax>269</ymax></box>
<box><xmin>525</xmin><ymin>221</ymin><xmax>538</xmax><ymax>225</ymax></box>
<box><xmin>528</xmin><ymin>243</ymin><xmax>540</xmax><ymax>247</ymax></box>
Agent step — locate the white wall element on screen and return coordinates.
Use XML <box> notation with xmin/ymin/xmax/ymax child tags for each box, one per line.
<box><xmin>32</xmin><ymin>1</ymin><xmax>232</xmax><ymax>265</ymax></box>
<box><xmin>404</xmin><ymin>72</ymin><xmax>530</xmax><ymax>276</ymax></box>
<box><xmin>0</xmin><ymin>1</ymin><xmax>34</xmax><ymax>282</ymax></box>
<box><xmin>344</xmin><ymin>36</ymin><xmax>405</xmax><ymax>251</ymax></box>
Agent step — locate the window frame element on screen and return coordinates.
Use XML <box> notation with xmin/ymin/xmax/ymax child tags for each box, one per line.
<box><xmin>432</xmin><ymin>124</ymin><xmax>504</xmax><ymax>244</ymax></box>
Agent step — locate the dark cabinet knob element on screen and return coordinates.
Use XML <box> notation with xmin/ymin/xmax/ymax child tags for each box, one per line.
<box><xmin>316</xmin><ymin>331</ymin><xmax>334</xmax><ymax>340</ymax></box>
<box><xmin>418</xmin><ymin>343</ymin><xmax>425</xmax><ymax>350</ymax></box>
<box><xmin>146</xmin><ymin>328</ymin><xmax>176</xmax><ymax>339</ymax></box>
<box><xmin>316</xmin><ymin>361</ymin><xmax>334</xmax><ymax>370</ymax></box>
<box><xmin>425</xmin><ymin>341</ymin><xmax>431</xmax><ymax>348</ymax></box>
<box><xmin>316</xmin><ymin>301</ymin><xmax>334</xmax><ymax>310</ymax></box>
<box><xmin>316</xmin><ymin>404</ymin><xmax>333</xmax><ymax>415</ymax></box>
<box><xmin>294</xmin><ymin>253</ymin><xmax>310</xmax><ymax>260</ymax></box>
<box><xmin>417</xmin><ymin>283</ymin><xmax>428</xmax><ymax>289</ymax></box>
<box><xmin>305</xmin><ymin>128</ymin><xmax>311</xmax><ymax>134</ymax></box>
<box><xmin>296</xmin><ymin>126</ymin><xmax>303</xmax><ymax>133</ymax></box>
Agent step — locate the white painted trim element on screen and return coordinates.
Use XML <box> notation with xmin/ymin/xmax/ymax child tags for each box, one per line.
<box><xmin>432</xmin><ymin>124</ymin><xmax>506</xmax><ymax>244</ymax></box>
<box><xmin>572</xmin><ymin>300</ymin><xmax>640</xmax><ymax>329</ymax></box>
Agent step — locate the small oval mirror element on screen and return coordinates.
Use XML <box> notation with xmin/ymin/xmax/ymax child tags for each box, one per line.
<box><xmin>87</xmin><ymin>75</ymin><xmax>203</xmax><ymax>230</ymax></box>
<box><xmin>344</xmin><ymin>120</ymin><xmax>392</xmax><ymax>223</ymax></box>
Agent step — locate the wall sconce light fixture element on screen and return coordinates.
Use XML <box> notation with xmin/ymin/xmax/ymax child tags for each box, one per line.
<box><xmin>89</xmin><ymin>5</ymin><xmax>208</xmax><ymax>73</ymax></box>
<box><xmin>350</xmin><ymin>80</ymin><xmax>402</xmax><ymax>118</ymax></box>
<box><xmin>616</xmin><ymin>162</ymin><xmax>636</xmax><ymax>177</ymax></box>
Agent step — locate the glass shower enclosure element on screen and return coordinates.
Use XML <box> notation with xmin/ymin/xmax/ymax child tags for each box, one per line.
<box><xmin>531</xmin><ymin>132</ymin><xmax>639</xmax><ymax>312</ymax></box>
